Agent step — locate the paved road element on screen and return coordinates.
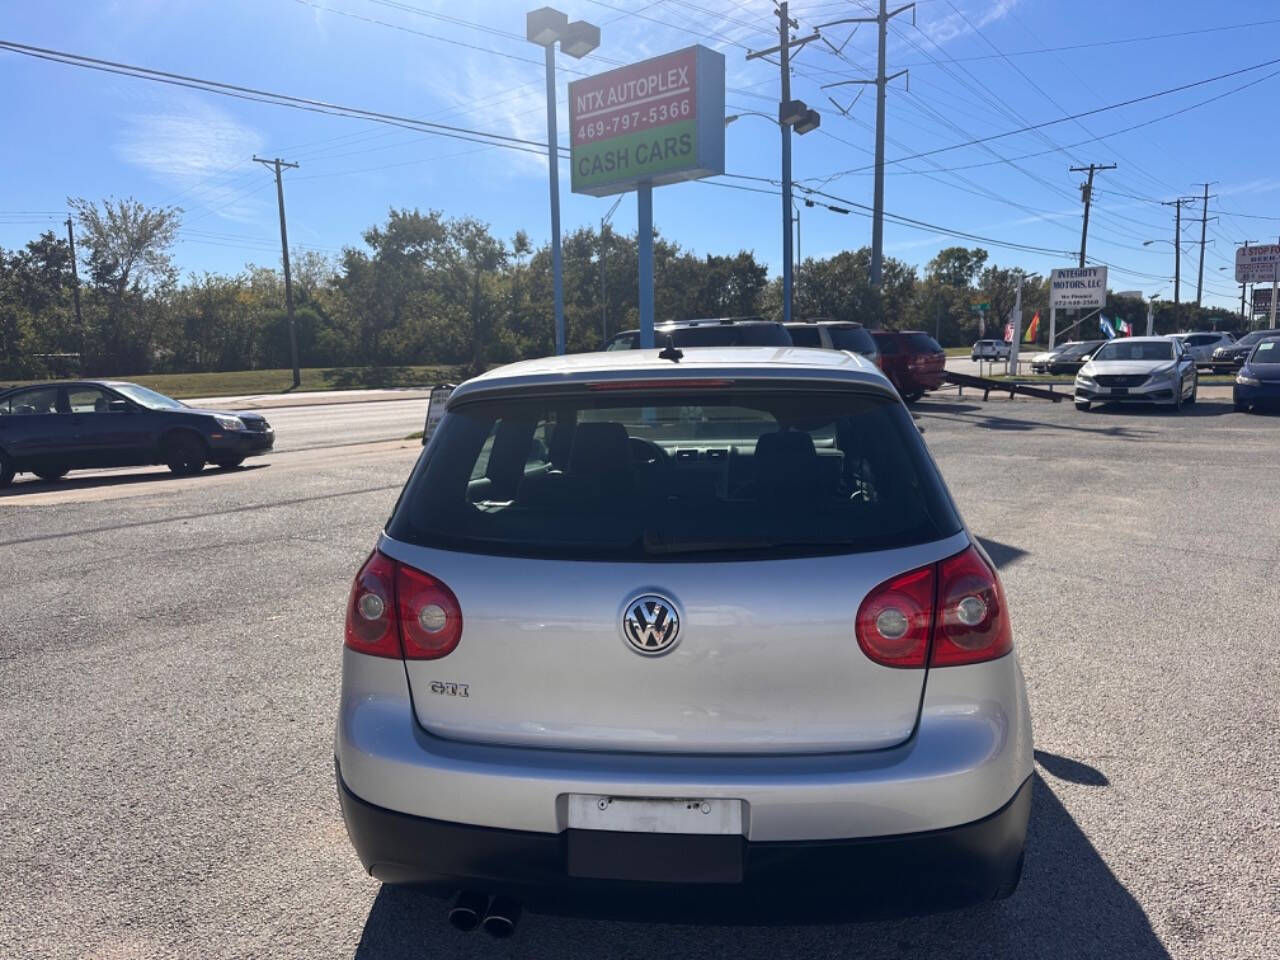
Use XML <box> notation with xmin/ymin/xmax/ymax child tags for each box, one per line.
<box><xmin>261</xmin><ymin>398</ymin><xmax>427</xmax><ymax>453</ymax></box>
<box><xmin>1</xmin><ymin>397</ymin><xmax>1276</xmax><ymax>959</ymax></box>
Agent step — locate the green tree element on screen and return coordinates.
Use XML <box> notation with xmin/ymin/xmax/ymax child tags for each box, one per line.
<box><xmin>69</xmin><ymin>196</ymin><xmax>181</xmax><ymax>373</ymax></box>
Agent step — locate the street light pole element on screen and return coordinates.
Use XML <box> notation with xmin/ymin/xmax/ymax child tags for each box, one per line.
<box><xmin>541</xmin><ymin>43</ymin><xmax>566</xmax><ymax>355</ymax></box>
<box><xmin>527</xmin><ymin>7</ymin><xmax>600</xmax><ymax>355</ymax></box>
<box><xmin>778</xmin><ymin>3</ymin><xmax>795</xmax><ymax>324</ymax></box>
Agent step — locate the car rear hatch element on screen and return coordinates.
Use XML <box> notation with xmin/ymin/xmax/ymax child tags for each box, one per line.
<box><xmin>382</xmin><ymin>378</ymin><xmax>965</xmax><ymax>755</ymax></box>
<box><xmin>906</xmin><ymin>334</ymin><xmax>946</xmax><ymax>385</ymax></box>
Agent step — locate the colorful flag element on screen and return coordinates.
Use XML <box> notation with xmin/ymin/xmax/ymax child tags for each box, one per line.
<box><xmin>1100</xmin><ymin>315</ymin><xmax>1117</xmax><ymax>339</ymax></box>
<box><xmin>1003</xmin><ymin>321</ymin><xmax>1014</xmax><ymax>343</ymax></box>
<box><xmin>1023</xmin><ymin>311</ymin><xmax>1040</xmax><ymax>342</ymax></box>
<box><xmin>1116</xmin><ymin>318</ymin><xmax>1132</xmax><ymax>336</ymax></box>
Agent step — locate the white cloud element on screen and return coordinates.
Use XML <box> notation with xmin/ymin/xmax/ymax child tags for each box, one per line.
<box><xmin>920</xmin><ymin>0</ymin><xmax>1021</xmax><ymax>48</ymax></box>
<box><xmin>114</xmin><ymin>97</ymin><xmax>266</xmax><ymax>221</ymax></box>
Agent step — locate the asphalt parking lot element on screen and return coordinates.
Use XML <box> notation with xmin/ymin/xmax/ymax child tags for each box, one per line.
<box><xmin>1</xmin><ymin>395</ymin><xmax>1276</xmax><ymax>959</ymax></box>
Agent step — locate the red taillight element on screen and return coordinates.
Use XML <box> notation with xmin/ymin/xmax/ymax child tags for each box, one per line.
<box><xmin>931</xmin><ymin>546</ymin><xmax>1012</xmax><ymax>667</ymax></box>
<box><xmin>396</xmin><ymin>562</ymin><xmax>463</xmax><ymax>660</ymax></box>
<box><xmin>856</xmin><ymin>563</ymin><xmax>935</xmax><ymax>668</ymax></box>
<box><xmin>855</xmin><ymin>545</ymin><xmax>1012</xmax><ymax>669</ymax></box>
<box><xmin>345</xmin><ymin>550</ymin><xmax>399</xmax><ymax>658</ymax></box>
<box><xmin>344</xmin><ymin>550</ymin><xmax>462</xmax><ymax>660</ymax></box>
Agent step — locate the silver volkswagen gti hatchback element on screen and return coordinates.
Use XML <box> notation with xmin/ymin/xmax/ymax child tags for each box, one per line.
<box><xmin>336</xmin><ymin>346</ymin><xmax>1033</xmax><ymax>925</ymax></box>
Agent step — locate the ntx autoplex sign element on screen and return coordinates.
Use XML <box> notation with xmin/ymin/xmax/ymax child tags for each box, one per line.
<box><xmin>569</xmin><ymin>45</ymin><xmax>725</xmax><ymax>196</ymax></box>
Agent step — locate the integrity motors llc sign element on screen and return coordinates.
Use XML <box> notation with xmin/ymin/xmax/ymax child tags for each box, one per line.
<box><xmin>569</xmin><ymin>45</ymin><xmax>725</xmax><ymax>197</ymax></box>
<box><xmin>1050</xmin><ymin>266</ymin><xmax>1108</xmax><ymax>309</ymax></box>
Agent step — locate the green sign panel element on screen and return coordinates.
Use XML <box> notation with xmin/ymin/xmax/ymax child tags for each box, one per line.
<box><xmin>569</xmin><ymin>46</ymin><xmax>725</xmax><ymax>197</ymax></box>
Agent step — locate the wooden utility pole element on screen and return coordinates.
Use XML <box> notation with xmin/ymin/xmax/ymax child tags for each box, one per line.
<box><xmin>1069</xmin><ymin>163</ymin><xmax>1116</xmax><ymax>268</ymax></box>
<box><xmin>1162</xmin><ymin>198</ymin><xmax>1195</xmax><ymax>331</ymax></box>
<box><xmin>1192</xmin><ymin>182</ymin><xmax>1218</xmax><ymax>308</ymax></box>
<box><xmin>253</xmin><ymin>156</ymin><xmax>301</xmax><ymax>388</ymax></box>
<box><xmin>64</xmin><ymin>216</ymin><xmax>83</xmax><ymax>334</ymax></box>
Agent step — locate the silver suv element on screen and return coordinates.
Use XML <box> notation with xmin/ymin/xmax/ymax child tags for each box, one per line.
<box><xmin>335</xmin><ymin>347</ymin><xmax>1032</xmax><ymax>928</ymax></box>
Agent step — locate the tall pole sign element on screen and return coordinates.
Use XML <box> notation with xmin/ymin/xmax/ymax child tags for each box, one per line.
<box><xmin>570</xmin><ymin>46</ymin><xmax>725</xmax><ymax>348</ymax></box>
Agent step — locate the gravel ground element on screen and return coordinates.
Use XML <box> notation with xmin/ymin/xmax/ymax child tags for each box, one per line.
<box><xmin>1</xmin><ymin>394</ymin><xmax>1276</xmax><ymax>959</ymax></box>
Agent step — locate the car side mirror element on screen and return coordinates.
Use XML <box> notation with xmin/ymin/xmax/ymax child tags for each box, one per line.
<box><xmin>1080</xmin><ymin>354</ymin><xmax>1092</xmax><ymax>362</ymax></box>
<box><xmin>107</xmin><ymin>399</ymin><xmax>132</xmax><ymax>413</ymax></box>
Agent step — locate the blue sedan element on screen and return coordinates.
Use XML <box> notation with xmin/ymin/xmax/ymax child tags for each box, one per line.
<box><xmin>0</xmin><ymin>380</ymin><xmax>273</xmax><ymax>487</ymax></box>
<box><xmin>1233</xmin><ymin>337</ymin><xmax>1280</xmax><ymax>412</ymax></box>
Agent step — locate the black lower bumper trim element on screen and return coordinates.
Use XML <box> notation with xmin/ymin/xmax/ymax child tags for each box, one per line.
<box><xmin>336</xmin><ymin>762</ymin><xmax>1031</xmax><ymax>921</ymax></box>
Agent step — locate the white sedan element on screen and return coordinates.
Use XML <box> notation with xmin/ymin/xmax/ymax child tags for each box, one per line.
<box><xmin>1074</xmin><ymin>336</ymin><xmax>1198</xmax><ymax>411</ymax></box>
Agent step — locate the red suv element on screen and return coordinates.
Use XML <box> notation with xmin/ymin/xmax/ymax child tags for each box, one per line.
<box><xmin>870</xmin><ymin>330</ymin><xmax>947</xmax><ymax>402</ymax></box>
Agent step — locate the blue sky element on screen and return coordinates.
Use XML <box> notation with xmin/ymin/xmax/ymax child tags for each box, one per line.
<box><xmin>4</xmin><ymin>0</ymin><xmax>1280</xmax><ymax>310</ymax></box>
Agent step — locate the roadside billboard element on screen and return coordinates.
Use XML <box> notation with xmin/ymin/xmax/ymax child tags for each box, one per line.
<box><xmin>1252</xmin><ymin>286</ymin><xmax>1272</xmax><ymax>316</ymax></box>
<box><xmin>569</xmin><ymin>45</ymin><xmax>725</xmax><ymax>197</ymax></box>
<box><xmin>1235</xmin><ymin>244</ymin><xmax>1280</xmax><ymax>283</ymax></box>
<box><xmin>1049</xmin><ymin>266</ymin><xmax>1108</xmax><ymax>309</ymax></box>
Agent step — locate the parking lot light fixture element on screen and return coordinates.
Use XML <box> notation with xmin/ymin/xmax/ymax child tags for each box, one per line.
<box><xmin>526</xmin><ymin>7</ymin><xmax>602</xmax><ymax>355</ymax></box>
<box><xmin>526</xmin><ymin>7</ymin><xmax>568</xmax><ymax>44</ymax></box>
<box><xmin>559</xmin><ymin>20</ymin><xmax>600</xmax><ymax>58</ymax></box>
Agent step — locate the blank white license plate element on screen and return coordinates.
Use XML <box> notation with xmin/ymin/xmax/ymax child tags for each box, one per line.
<box><xmin>567</xmin><ymin>795</ymin><xmax>744</xmax><ymax>835</ymax></box>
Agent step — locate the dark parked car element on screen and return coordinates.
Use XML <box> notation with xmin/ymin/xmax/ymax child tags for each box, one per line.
<box><xmin>784</xmin><ymin>320</ymin><xmax>881</xmax><ymax>367</ymax></box>
<box><xmin>605</xmin><ymin>318</ymin><xmax>792</xmax><ymax>350</ymax></box>
<box><xmin>1233</xmin><ymin>336</ymin><xmax>1280</xmax><ymax>412</ymax></box>
<box><xmin>870</xmin><ymin>330</ymin><xmax>947</xmax><ymax>402</ymax></box>
<box><xmin>1212</xmin><ymin>329</ymin><xmax>1280</xmax><ymax>372</ymax></box>
<box><xmin>1030</xmin><ymin>340</ymin><xmax>1104</xmax><ymax>375</ymax></box>
<box><xmin>0</xmin><ymin>380</ymin><xmax>274</xmax><ymax>488</ymax></box>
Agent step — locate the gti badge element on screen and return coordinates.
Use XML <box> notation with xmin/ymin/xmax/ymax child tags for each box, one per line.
<box><xmin>622</xmin><ymin>595</ymin><xmax>681</xmax><ymax>656</ymax></box>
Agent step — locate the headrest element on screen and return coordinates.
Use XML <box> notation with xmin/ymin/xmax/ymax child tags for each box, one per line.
<box><xmin>569</xmin><ymin>421</ymin><xmax>632</xmax><ymax>475</ymax></box>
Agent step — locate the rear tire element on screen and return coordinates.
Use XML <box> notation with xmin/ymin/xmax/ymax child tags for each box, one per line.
<box><xmin>33</xmin><ymin>467</ymin><xmax>69</xmax><ymax>481</ymax></box>
<box><xmin>164</xmin><ymin>434</ymin><xmax>206</xmax><ymax>476</ymax></box>
<box><xmin>1075</xmin><ymin>400</ymin><xmax>1091</xmax><ymax>412</ymax></box>
<box><xmin>0</xmin><ymin>451</ymin><xmax>14</xmax><ymax>489</ymax></box>
<box><xmin>214</xmin><ymin>457</ymin><xmax>246</xmax><ymax>470</ymax></box>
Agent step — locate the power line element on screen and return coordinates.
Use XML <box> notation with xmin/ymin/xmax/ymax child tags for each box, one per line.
<box><xmin>0</xmin><ymin>40</ymin><xmax>557</xmax><ymax>156</ymax></box>
<box><xmin>891</xmin><ymin>17</ymin><xmax>1280</xmax><ymax>68</ymax></box>
<box><xmin>813</xmin><ymin>54</ymin><xmax>1280</xmax><ymax>174</ymax></box>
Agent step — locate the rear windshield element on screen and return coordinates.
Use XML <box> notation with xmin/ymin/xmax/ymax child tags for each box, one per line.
<box><xmin>388</xmin><ymin>388</ymin><xmax>960</xmax><ymax>561</ymax></box>
<box><xmin>1252</xmin><ymin>339</ymin><xmax>1280</xmax><ymax>362</ymax></box>
<box><xmin>906</xmin><ymin>333</ymin><xmax>943</xmax><ymax>353</ymax></box>
<box><xmin>785</xmin><ymin>325</ymin><xmax>822</xmax><ymax>347</ymax></box>
<box><xmin>670</xmin><ymin>325</ymin><xmax>792</xmax><ymax>347</ymax></box>
<box><xmin>828</xmin><ymin>326</ymin><xmax>876</xmax><ymax>355</ymax></box>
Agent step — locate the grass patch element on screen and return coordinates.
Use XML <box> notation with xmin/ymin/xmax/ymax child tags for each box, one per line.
<box><xmin>1</xmin><ymin>365</ymin><xmax>461</xmax><ymax>399</ymax></box>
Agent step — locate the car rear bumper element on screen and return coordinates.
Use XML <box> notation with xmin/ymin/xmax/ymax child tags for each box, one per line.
<box><xmin>335</xmin><ymin>645</ymin><xmax>1032</xmax><ymax>842</ymax></box>
<box><xmin>336</xmin><ymin>761</ymin><xmax>1030</xmax><ymax>916</ymax></box>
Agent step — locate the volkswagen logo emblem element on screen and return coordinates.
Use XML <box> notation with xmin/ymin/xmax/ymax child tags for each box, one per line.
<box><xmin>622</xmin><ymin>595</ymin><xmax>680</xmax><ymax>656</ymax></box>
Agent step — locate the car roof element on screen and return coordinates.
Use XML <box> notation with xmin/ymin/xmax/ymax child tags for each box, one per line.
<box><xmin>610</xmin><ymin>318</ymin><xmax>781</xmax><ymax>337</ymax></box>
<box><xmin>785</xmin><ymin>320</ymin><xmax>865</xmax><ymax>328</ymax></box>
<box><xmin>0</xmin><ymin>379</ymin><xmax>136</xmax><ymax>396</ymax></box>
<box><xmin>450</xmin><ymin>347</ymin><xmax>890</xmax><ymax>405</ymax></box>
